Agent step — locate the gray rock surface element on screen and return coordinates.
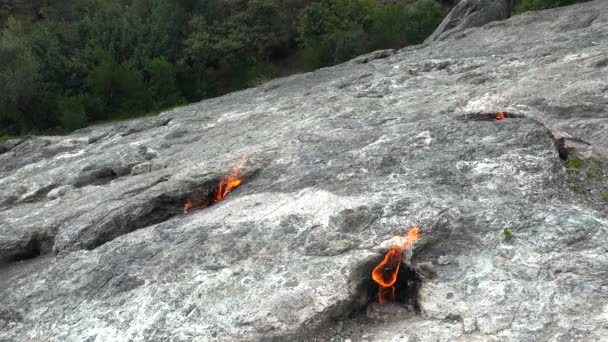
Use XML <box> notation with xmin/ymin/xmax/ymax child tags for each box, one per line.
<box><xmin>1</xmin><ymin>1</ymin><xmax>608</xmax><ymax>341</ymax></box>
<box><xmin>425</xmin><ymin>0</ymin><xmax>514</xmax><ymax>43</ymax></box>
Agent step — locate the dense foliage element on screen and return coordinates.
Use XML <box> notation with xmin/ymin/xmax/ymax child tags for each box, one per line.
<box><xmin>0</xmin><ymin>0</ymin><xmax>447</xmax><ymax>135</ymax></box>
<box><xmin>514</xmin><ymin>0</ymin><xmax>592</xmax><ymax>14</ymax></box>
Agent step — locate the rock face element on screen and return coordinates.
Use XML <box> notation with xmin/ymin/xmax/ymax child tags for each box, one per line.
<box><xmin>1</xmin><ymin>1</ymin><xmax>608</xmax><ymax>341</ymax></box>
<box><xmin>425</xmin><ymin>0</ymin><xmax>514</xmax><ymax>43</ymax></box>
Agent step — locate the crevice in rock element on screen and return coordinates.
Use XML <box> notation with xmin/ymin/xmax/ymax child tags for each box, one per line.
<box><xmin>357</xmin><ymin>255</ymin><xmax>422</xmax><ymax>319</ymax></box>
<box><xmin>0</xmin><ymin>137</ymin><xmax>28</xmax><ymax>155</ymax></box>
<box><xmin>5</xmin><ymin>234</ymin><xmax>53</xmax><ymax>263</ymax></box>
<box><xmin>84</xmin><ymin>169</ymin><xmax>258</xmax><ymax>252</ymax></box>
<box><xmin>74</xmin><ymin>167</ymin><xmax>119</xmax><ymax>188</ymax></box>
<box><xmin>19</xmin><ymin>184</ymin><xmax>58</xmax><ymax>203</ymax></box>
<box><xmin>334</xmin><ymin>253</ymin><xmax>425</xmax><ymax>324</ymax></box>
<box><xmin>457</xmin><ymin>111</ymin><xmax>524</xmax><ymax>122</ymax></box>
<box><xmin>353</xmin><ymin>49</ymin><xmax>396</xmax><ymax>64</ymax></box>
<box><xmin>83</xmin><ymin>185</ymin><xmax>212</xmax><ymax>252</ymax></box>
<box><xmin>290</xmin><ymin>254</ymin><xmax>426</xmax><ymax>341</ymax></box>
<box><xmin>554</xmin><ymin>136</ymin><xmax>593</xmax><ymax>161</ymax></box>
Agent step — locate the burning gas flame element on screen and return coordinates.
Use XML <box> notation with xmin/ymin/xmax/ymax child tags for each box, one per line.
<box><xmin>184</xmin><ymin>200</ymin><xmax>194</xmax><ymax>213</ymax></box>
<box><xmin>183</xmin><ymin>157</ymin><xmax>248</xmax><ymax>213</ymax></box>
<box><xmin>495</xmin><ymin>112</ymin><xmax>505</xmax><ymax>121</ymax></box>
<box><xmin>372</xmin><ymin>227</ymin><xmax>420</xmax><ymax>304</ymax></box>
<box><xmin>213</xmin><ymin>166</ymin><xmax>243</xmax><ymax>202</ymax></box>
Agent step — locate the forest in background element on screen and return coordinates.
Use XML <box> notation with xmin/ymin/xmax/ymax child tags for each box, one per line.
<box><xmin>0</xmin><ymin>0</ymin><xmax>591</xmax><ymax>137</ymax></box>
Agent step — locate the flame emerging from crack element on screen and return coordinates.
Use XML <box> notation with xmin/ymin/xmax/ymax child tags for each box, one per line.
<box><xmin>213</xmin><ymin>166</ymin><xmax>243</xmax><ymax>202</ymax></box>
<box><xmin>184</xmin><ymin>200</ymin><xmax>194</xmax><ymax>212</ymax></box>
<box><xmin>372</xmin><ymin>227</ymin><xmax>420</xmax><ymax>304</ymax></box>
<box><xmin>183</xmin><ymin>156</ymin><xmax>248</xmax><ymax>213</ymax></box>
<box><xmin>495</xmin><ymin>112</ymin><xmax>505</xmax><ymax>121</ymax></box>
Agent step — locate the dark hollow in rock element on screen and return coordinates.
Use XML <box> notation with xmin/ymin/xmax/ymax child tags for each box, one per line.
<box><xmin>83</xmin><ymin>185</ymin><xmax>215</xmax><ymax>251</ymax></box>
<box><xmin>182</xmin><ymin>186</ymin><xmax>220</xmax><ymax>213</ymax></box>
<box><xmin>76</xmin><ymin>168</ymin><xmax>259</xmax><ymax>253</ymax></box>
<box><xmin>5</xmin><ymin>234</ymin><xmax>53</xmax><ymax>263</ymax></box>
<box><xmin>74</xmin><ymin>167</ymin><xmax>119</xmax><ymax>188</ymax></box>
<box><xmin>350</xmin><ymin>254</ymin><xmax>422</xmax><ymax>321</ymax></box>
<box><xmin>183</xmin><ymin>167</ymin><xmax>258</xmax><ymax>214</ymax></box>
<box><xmin>555</xmin><ymin>136</ymin><xmax>593</xmax><ymax>161</ymax></box>
<box><xmin>367</xmin><ymin>262</ymin><xmax>421</xmax><ymax>312</ymax></box>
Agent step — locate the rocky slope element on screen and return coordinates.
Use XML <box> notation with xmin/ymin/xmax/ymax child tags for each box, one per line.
<box><xmin>1</xmin><ymin>1</ymin><xmax>608</xmax><ymax>341</ymax></box>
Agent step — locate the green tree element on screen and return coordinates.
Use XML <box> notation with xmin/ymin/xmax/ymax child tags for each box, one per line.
<box><xmin>146</xmin><ymin>57</ymin><xmax>185</xmax><ymax>110</ymax></box>
<box><xmin>0</xmin><ymin>19</ymin><xmax>42</xmax><ymax>134</ymax></box>
<box><xmin>297</xmin><ymin>0</ymin><xmax>376</xmax><ymax>67</ymax></box>
<box><xmin>86</xmin><ymin>49</ymin><xmax>152</xmax><ymax>117</ymax></box>
<box><xmin>58</xmin><ymin>94</ymin><xmax>88</xmax><ymax>130</ymax></box>
<box><xmin>183</xmin><ymin>0</ymin><xmax>286</xmax><ymax>66</ymax></box>
<box><xmin>369</xmin><ymin>0</ymin><xmax>446</xmax><ymax>50</ymax></box>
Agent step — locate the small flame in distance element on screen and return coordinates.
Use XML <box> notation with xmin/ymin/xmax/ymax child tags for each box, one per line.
<box><xmin>372</xmin><ymin>227</ymin><xmax>420</xmax><ymax>304</ymax></box>
<box><xmin>184</xmin><ymin>200</ymin><xmax>194</xmax><ymax>213</ymax></box>
<box><xmin>495</xmin><ymin>112</ymin><xmax>505</xmax><ymax>121</ymax></box>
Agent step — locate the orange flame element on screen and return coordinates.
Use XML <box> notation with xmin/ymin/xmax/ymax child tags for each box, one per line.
<box><xmin>495</xmin><ymin>112</ymin><xmax>505</xmax><ymax>121</ymax></box>
<box><xmin>183</xmin><ymin>157</ymin><xmax>247</xmax><ymax>213</ymax></box>
<box><xmin>213</xmin><ymin>166</ymin><xmax>243</xmax><ymax>202</ymax></box>
<box><xmin>184</xmin><ymin>200</ymin><xmax>194</xmax><ymax>213</ymax></box>
<box><xmin>392</xmin><ymin>226</ymin><xmax>420</xmax><ymax>249</ymax></box>
<box><xmin>372</xmin><ymin>226</ymin><xmax>420</xmax><ymax>304</ymax></box>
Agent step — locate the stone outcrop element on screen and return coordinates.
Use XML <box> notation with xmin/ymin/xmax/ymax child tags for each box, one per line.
<box><xmin>425</xmin><ymin>0</ymin><xmax>514</xmax><ymax>43</ymax></box>
<box><xmin>1</xmin><ymin>1</ymin><xmax>607</xmax><ymax>341</ymax></box>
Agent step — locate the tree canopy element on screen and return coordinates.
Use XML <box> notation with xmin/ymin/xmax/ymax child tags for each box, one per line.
<box><xmin>0</xmin><ymin>0</ymin><xmax>449</xmax><ymax>136</ymax></box>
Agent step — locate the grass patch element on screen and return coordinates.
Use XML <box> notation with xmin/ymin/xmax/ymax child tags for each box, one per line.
<box><xmin>503</xmin><ymin>228</ymin><xmax>513</xmax><ymax>240</ymax></box>
<box><xmin>602</xmin><ymin>194</ymin><xmax>608</xmax><ymax>203</ymax></box>
<box><xmin>588</xmin><ymin>160</ymin><xmax>604</xmax><ymax>179</ymax></box>
<box><xmin>0</xmin><ymin>135</ymin><xmax>15</xmax><ymax>143</ymax></box>
<box><xmin>567</xmin><ymin>157</ymin><xmax>585</xmax><ymax>174</ymax></box>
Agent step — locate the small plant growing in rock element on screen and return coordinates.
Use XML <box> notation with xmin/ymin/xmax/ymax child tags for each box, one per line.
<box><xmin>503</xmin><ymin>228</ymin><xmax>513</xmax><ymax>240</ymax></box>
<box><xmin>602</xmin><ymin>194</ymin><xmax>608</xmax><ymax>203</ymax></box>
<box><xmin>567</xmin><ymin>158</ymin><xmax>585</xmax><ymax>174</ymax></box>
<box><xmin>531</xmin><ymin>229</ymin><xmax>540</xmax><ymax>235</ymax></box>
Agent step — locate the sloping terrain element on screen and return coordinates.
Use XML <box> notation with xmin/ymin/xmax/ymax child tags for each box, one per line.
<box><xmin>1</xmin><ymin>1</ymin><xmax>607</xmax><ymax>341</ymax></box>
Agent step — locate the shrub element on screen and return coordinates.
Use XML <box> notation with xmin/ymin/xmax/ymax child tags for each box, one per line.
<box><xmin>246</xmin><ymin>62</ymin><xmax>279</xmax><ymax>87</ymax></box>
<box><xmin>58</xmin><ymin>94</ymin><xmax>88</xmax><ymax>131</ymax></box>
